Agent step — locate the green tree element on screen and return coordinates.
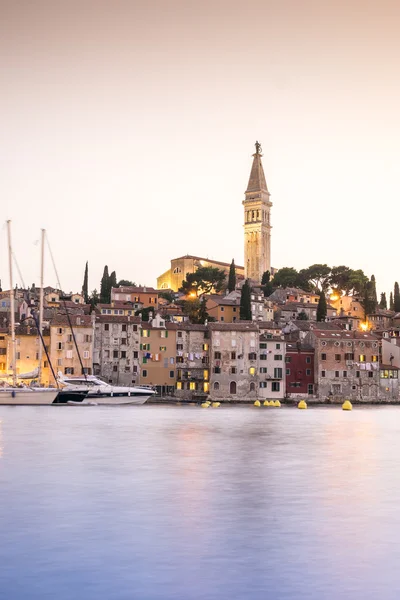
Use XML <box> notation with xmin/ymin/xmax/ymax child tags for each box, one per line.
<box><xmin>297</xmin><ymin>310</ymin><xmax>308</xmax><ymax>321</ymax></box>
<box><xmin>198</xmin><ymin>296</ymin><xmax>209</xmax><ymax>324</ymax></box>
<box><xmin>100</xmin><ymin>266</ymin><xmax>110</xmax><ymax>303</ymax></box>
<box><xmin>180</xmin><ymin>266</ymin><xmax>226</xmax><ymax>297</ymax></box>
<box><xmin>82</xmin><ymin>261</ymin><xmax>89</xmax><ymax>304</ymax></box>
<box><xmin>228</xmin><ymin>260</ymin><xmax>236</xmax><ymax>293</ymax></box>
<box><xmin>88</xmin><ymin>288</ymin><xmax>99</xmax><ymax>310</ymax></box>
<box><xmin>240</xmin><ymin>280</ymin><xmax>252</xmax><ymax>320</ymax></box>
<box><xmin>362</xmin><ymin>278</ymin><xmax>377</xmax><ymax>319</ymax></box>
<box><xmin>135</xmin><ymin>306</ymin><xmax>154</xmax><ymax>322</ymax></box>
<box><xmin>379</xmin><ymin>292</ymin><xmax>387</xmax><ymax>309</ymax></box>
<box><xmin>370</xmin><ymin>275</ymin><xmax>378</xmax><ymax>307</ymax></box>
<box><xmin>261</xmin><ymin>270</ymin><xmax>270</xmax><ymax>285</ymax></box>
<box><xmin>390</xmin><ymin>292</ymin><xmax>394</xmax><ymax>310</ymax></box>
<box><xmin>117</xmin><ymin>279</ymin><xmax>136</xmax><ymax>287</ymax></box>
<box><xmin>316</xmin><ymin>291</ymin><xmax>327</xmax><ymax>322</ymax></box>
<box><xmin>109</xmin><ymin>271</ymin><xmax>117</xmax><ymax>292</ymax></box>
<box><xmin>271</xmin><ymin>267</ymin><xmax>299</xmax><ymax>288</ymax></box>
<box><xmin>159</xmin><ymin>290</ymin><xmax>175</xmax><ymax>303</ymax></box>
<box><xmin>394</xmin><ymin>282</ymin><xmax>400</xmax><ymax>312</ymax></box>
<box><xmin>300</xmin><ymin>264</ymin><xmax>331</xmax><ymax>292</ymax></box>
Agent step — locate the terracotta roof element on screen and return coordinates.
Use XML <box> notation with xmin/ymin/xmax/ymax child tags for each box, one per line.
<box><xmin>112</xmin><ymin>286</ymin><xmax>158</xmax><ymax>294</ymax></box>
<box><xmin>259</xmin><ymin>333</ymin><xmax>284</xmax><ymax>341</ymax></box>
<box><xmin>206</xmin><ymin>295</ymin><xmax>239</xmax><ymax>306</ymax></box>
<box><xmin>50</xmin><ymin>315</ymin><xmax>93</xmax><ymax>327</ymax></box>
<box><xmin>208</xmin><ymin>322</ymin><xmax>258</xmax><ymax>332</ymax></box>
<box><xmin>172</xmin><ymin>255</ymin><xmax>244</xmax><ymax>270</ymax></box>
<box><xmin>312</xmin><ymin>330</ymin><xmax>378</xmax><ymax>340</ymax></box>
<box><xmin>95</xmin><ymin>315</ymin><xmax>141</xmax><ymax>324</ymax></box>
<box><xmin>286</xmin><ymin>342</ymin><xmax>314</xmax><ymax>352</ymax></box>
<box><xmin>176</xmin><ymin>323</ymin><xmax>207</xmax><ymax>332</ymax></box>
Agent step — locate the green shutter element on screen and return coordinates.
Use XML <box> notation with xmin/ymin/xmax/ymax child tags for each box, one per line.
<box><xmin>140</xmin><ymin>343</ymin><xmax>143</xmax><ymax>350</ymax></box>
<box><xmin>165</xmin><ymin>331</ymin><xmax>168</xmax><ymax>338</ymax></box>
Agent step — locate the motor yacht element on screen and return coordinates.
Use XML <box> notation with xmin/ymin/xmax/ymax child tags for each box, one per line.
<box><xmin>57</xmin><ymin>373</ymin><xmax>156</xmax><ymax>405</ymax></box>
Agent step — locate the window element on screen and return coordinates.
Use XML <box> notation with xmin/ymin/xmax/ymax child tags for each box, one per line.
<box><xmin>203</xmin><ymin>370</ymin><xmax>209</xmax><ymax>381</ymax></box>
<box><xmin>321</xmin><ymin>370</ymin><xmax>326</xmax><ymax>378</ymax></box>
<box><xmin>272</xmin><ymin>382</ymin><xmax>280</xmax><ymax>392</ymax></box>
<box><xmin>142</xmin><ymin>330</ymin><xmax>150</xmax><ymax>338</ymax></box>
<box><xmin>189</xmin><ymin>382</ymin><xmax>196</xmax><ymax>390</ymax></box>
<box><xmin>177</xmin><ymin>344</ymin><xmax>184</xmax><ymax>351</ymax></box>
<box><xmin>121</xmin><ymin>338</ymin><xmax>127</xmax><ymax>345</ymax></box>
<box><xmin>113</xmin><ymin>350</ymin><xmax>118</xmax><ymax>358</ymax></box>
<box><xmin>260</xmin><ymin>367</ymin><xmax>267</xmax><ymax>373</ymax></box>
<box><xmin>203</xmin><ymin>343</ymin><xmax>209</xmax><ymax>351</ymax></box>
<box><xmin>142</xmin><ymin>369</ymin><xmax>147</xmax><ymax>378</ymax></box>
<box><xmin>372</xmin><ymin>355</ymin><xmax>378</xmax><ymax>362</ymax></box>
<box><xmin>230</xmin><ymin>367</ymin><xmax>237</xmax><ymax>374</ymax></box>
<box><xmin>306</xmin><ymin>356</ymin><xmax>311</xmax><ymax>364</ymax></box>
<box><xmin>122</xmin><ymin>325</ymin><xmax>127</xmax><ymax>333</ymax></box>
<box><xmin>248</xmin><ymin>353</ymin><xmax>257</xmax><ymax>360</ymax></box>
<box><xmin>356</xmin><ymin>371</ymin><xmax>360</xmax><ymax>378</ymax></box>
<box><xmin>335</xmin><ymin>354</ymin><xmax>341</xmax><ymax>361</ymax></box>
<box><xmin>43</xmin><ymin>361</ymin><xmax>48</xmax><ymax>368</ymax></box>
<box><xmin>274</xmin><ymin>368</ymin><xmax>282</xmax><ymax>379</ymax></box>
<box><xmin>345</xmin><ymin>353</ymin><xmax>354</xmax><ymax>360</ymax></box>
<box><xmin>274</xmin><ymin>355</ymin><xmax>283</xmax><ymax>361</ymax></box>
<box><xmin>57</xmin><ymin>359</ymin><xmax>62</xmax><ymax>366</ymax></box>
<box><xmin>133</xmin><ymin>351</ymin><xmax>138</xmax><ymax>359</ymax></box>
<box><xmin>57</xmin><ymin>327</ymin><xmax>63</xmax><ymax>334</ymax></box>
<box><xmin>64</xmin><ymin>367</ymin><xmax>74</xmax><ymax>374</ymax></box>
<box><xmin>213</xmin><ymin>382</ymin><xmax>220</xmax><ymax>391</ymax></box>
<box><xmin>159</xmin><ymin>346</ymin><xmax>166</xmax><ymax>352</ymax></box>
<box><xmin>231</xmin><ymin>352</ymin><xmax>236</xmax><ymax>360</ymax></box>
<box><xmin>260</xmin><ymin>354</ymin><xmax>267</xmax><ymax>361</ymax></box>
<box><xmin>57</xmin><ymin>342</ymin><xmax>63</xmax><ymax>350</ymax></box>
<box><xmin>203</xmin><ymin>382</ymin><xmax>209</xmax><ymax>392</ymax></box>
<box><xmin>368</xmin><ymin>371</ymin><xmax>373</xmax><ymax>378</ymax></box>
<box><xmin>220</xmin><ymin>317</ymin><xmax>224</xmax><ymax>322</ymax></box>
<box><xmin>306</xmin><ymin>369</ymin><xmax>311</xmax><ymax>376</ymax></box>
<box><xmin>276</xmin><ymin>343</ymin><xmax>281</xmax><ymax>350</ymax></box>
<box><xmin>286</xmin><ymin>368</ymin><xmax>290</xmax><ymax>375</ymax></box>
<box><xmin>220</xmin><ymin>307</ymin><xmax>224</xmax><ymax>312</ymax></box>
<box><xmin>83</xmin><ymin>351</ymin><xmax>90</xmax><ymax>359</ymax></box>
<box><xmin>231</xmin><ymin>339</ymin><xmax>237</xmax><ymax>347</ymax></box>
<box><xmin>359</xmin><ymin>355</ymin><xmax>366</xmax><ymax>362</ymax></box>
<box><xmin>343</xmin><ymin>370</ymin><xmax>347</xmax><ymax>378</ymax></box>
<box><xmin>259</xmin><ymin>381</ymin><xmax>267</xmax><ymax>388</ymax></box>
<box><xmin>285</xmin><ymin>356</ymin><xmax>291</xmax><ymax>363</ymax></box>
<box><xmin>213</xmin><ymin>367</ymin><xmax>221</xmax><ymax>374</ymax></box>
<box><xmin>104</xmin><ymin>324</ymin><xmax>109</xmax><ymax>331</ymax></box>
<box><xmin>260</xmin><ymin>343</ymin><xmax>267</xmax><ymax>349</ymax></box>
<box><xmin>214</xmin><ymin>352</ymin><xmax>221</xmax><ymax>359</ymax></box>
<box><xmin>121</xmin><ymin>351</ymin><xmax>126</xmax><ymax>359</ymax></box>
<box><xmin>308</xmin><ymin>384</ymin><xmax>314</xmax><ymax>395</ymax></box>
<box><xmin>249</xmin><ymin>367</ymin><xmax>256</xmax><ymax>376</ymax></box>
<box><xmin>230</xmin><ymin>381</ymin><xmax>237</xmax><ymax>394</ymax></box>
<box><xmin>321</xmin><ymin>353</ymin><xmax>327</xmax><ymax>361</ymax></box>
<box><xmin>177</xmin><ymin>331</ymin><xmax>182</xmax><ymax>338</ymax></box>
<box><xmin>335</xmin><ymin>371</ymin><xmax>339</xmax><ymax>378</ymax></box>
<box><xmin>250</xmin><ymin>382</ymin><xmax>256</xmax><ymax>392</ymax></box>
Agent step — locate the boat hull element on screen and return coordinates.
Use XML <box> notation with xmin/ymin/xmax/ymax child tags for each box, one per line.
<box><xmin>0</xmin><ymin>389</ymin><xmax>60</xmax><ymax>405</ymax></box>
<box><xmin>85</xmin><ymin>392</ymin><xmax>152</xmax><ymax>405</ymax></box>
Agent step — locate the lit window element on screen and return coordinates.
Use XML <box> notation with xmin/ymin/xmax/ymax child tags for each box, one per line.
<box><xmin>203</xmin><ymin>370</ymin><xmax>209</xmax><ymax>381</ymax></box>
<box><xmin>359</xmin><ymin>355</ymin><xmax>366</xmax><ymax>362</ymax></box>
<box><xmin>142</xmin><ymin>330</ymin><xmax>150</xmax><ymax>338</ymax></box>
<box><xmin>203</xmin><ymin>382</ymin><xmax>209</xmax><ymax>393</ymax></box>
<box><xmin>189</xmin><ymin>382</ymin><xmax>196</xmax><ymax>390</ymax></box>
<box><xmin>176</xmin><ymin>382</ymin><xmax>182</xmax><ymax>390</ymax></box>
<box><xmin>249</xmin><ymin>367</ymin><xmax>256</xmax><ymax>376</ymax></box>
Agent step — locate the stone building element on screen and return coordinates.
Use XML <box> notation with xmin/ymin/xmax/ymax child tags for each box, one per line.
<box><xmin>49</xmin><ymin>314</ymin><xmax>94</xmax><ymax>382</ymax></box>
<box><xmin>157</xmin><ymin>255</ymin><xmax>245</xmax><ymax>292</ymax></box>
<box><xmin>208</xmin><ymin>322</ymin><xmax>259</xmax><ymax>400</ymax></box>
<box><xmin>175</xmin><ymin>323</ymin><xmax>209</xmax><ymax>398</ymax></box>
<box><xmin>243</xmin><ymin>141</ymin><xmax>272</xmax><ymax>283</ymax></box>
<box><xmin>258</xmin><ymin>333</ymin><xmax>286</xmax><ymax>400</ymax></box>
<box><xmin>93</xmin><ymin>315</ymin><xmax>141</xmax><ymax>385</ymax></box>
<box><xmin>111</xmin><ymin>286</ymin><xmax>159</xmax><ymax>310</ymax></box>
<box><xmin>306</xmin><ymin>329</ymin><xmax>380</xmax><ymax>401</ymax></box>
<box><xmin>139</xmin><ymin>314</ymin><xmax>177</xmax><ymax>395</ymax></box>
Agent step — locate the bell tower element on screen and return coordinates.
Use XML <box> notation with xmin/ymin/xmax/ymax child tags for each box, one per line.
<box><xmin>243</xmin><ymin>141</ymin><xmax>272</xmax><ymax>282</ymax></box>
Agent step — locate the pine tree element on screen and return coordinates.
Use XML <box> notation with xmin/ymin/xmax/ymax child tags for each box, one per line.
<box><xmin>227</xmin><ymin>259</ymin><xmax>236</xmax><ymax>293</ymax></box>
<box><xmin>198</xmin><ymin>296</ymin><xmax>209</xmax><ymax>324</ymax></box>
<box><xmin>316</xmin><ymin>291</ymin><xmax>327</xmax><ymax>322</ymax></box>
<box><xmin>390</xmin><ymin>292</ymin><xmax>394</xmax><ymax>311</ymax></box>
<box><xmin>82</xmin><ymin>261</ymin><xmax>89</xmax><ymax>304</ymax></box>
<box><xmin>394</xmin><ymin>282</ymin><xmax>400</xmax><ymax>312</ymax></box>
<box><xmin>100</xmin><ymin>266</ymin><xmax>110</xmax><ymax>303</ymax></box>
<box><xmin>379</xmin><ymin>292</ymin><xmax>387</xmax><ymax>309</ymax></box>
<box><xmin>240</xmin><ymin>280</ymin><xmax>252</xmax><ymax>320</ymax></box>
<box><xmin>261</xmin><ymin>270</ymin><xmax>270</xmax><ymax>285</ymax></box>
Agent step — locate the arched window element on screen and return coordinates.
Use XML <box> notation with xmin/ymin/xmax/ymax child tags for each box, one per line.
<box><xmin>173</xmin><ymin>267</ymin><xmax>182</xmax><ymax>274</ymax></box>
<box><xmin>256</xmin><ymin>210</ymin><xmax>259</xmax><ymax>220</ymax></box>
<box><xmin>213</xmin><ymin>382</ymin><xmax>220</xmax><ymax>391</ymax></box>
<box><xmin>250</xmin><ymin>382</ymin><xmax>255</xmax><ymax>392</ymax></box>
<box><xmin>230</xmin><ymin>381</ymin><xmax>237</xmax><ymax>394</ymax></box>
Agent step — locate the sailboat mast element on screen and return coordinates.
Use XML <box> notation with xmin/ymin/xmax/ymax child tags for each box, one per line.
<box><xmin>37</xmin><ymin>229</ymin><xmax>45</xmax><ymax>384</ymax></box>
<box><xmin>6</xmin><ymin>220</ymin><xmax>17</xmax><ymax>387</ymax></box>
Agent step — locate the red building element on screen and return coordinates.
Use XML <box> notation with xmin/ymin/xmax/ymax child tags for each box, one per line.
<box><xmin>285</xmin><ymin>341</ymin><xmax>315</xmax><ymax>396</ymax></box>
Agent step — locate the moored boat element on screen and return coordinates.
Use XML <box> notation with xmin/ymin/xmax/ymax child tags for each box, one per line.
<box><xmin>58</xmin><ymin>373</ymin><xmax>156</xmax><ymax>405</ymax></box>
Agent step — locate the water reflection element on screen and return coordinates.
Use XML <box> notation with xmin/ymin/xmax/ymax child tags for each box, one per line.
<box><xmin>1</xmin><ymin>406</ymin><xmax>400</xmax><ymax>599</ymax></box>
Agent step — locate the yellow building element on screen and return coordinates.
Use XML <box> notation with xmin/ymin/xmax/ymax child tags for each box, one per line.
<box><xmin>206</xmin><ymin>295</ymin><xmax>240</xmax><ymax>323</ymax></box>
<box><xmin>157</xmin><ymin>255</ymin><xmax>245</xmax><ymax>292</ymax></box>
<box><xmin>0</xmin><ymin>326</ymin><xmax>51</xmax><ymax>384</ymax></box>
<box><xmin>140</xmin><ymin>314</ymin><xmax>177</xmax><ymax>395</ymax></box>
<box><xmin>49</xmin><ymin>315</ymin><xmax>94</xmax><ymax>382</ymax></box>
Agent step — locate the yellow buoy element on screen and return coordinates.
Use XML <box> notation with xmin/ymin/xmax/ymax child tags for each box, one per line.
<box><xmin>263</xmin><ymin>400</ymin><xmax>270</xmax><ymax>406</ymax></box>
<box><xmin>342</xmin><ymin>400</ymin><xmax>353</xmax><ymax>411</ymax></box>
<box><xmin>254</xmin><ymin>400</ymin><xmax>261</xmax><ymax>407</ymax></box>
<box><xmin>201</xmin><ymin>402</ymin><xmax>209</xmax><ymax>408</ymax></box>
<box><xmin>212</xmin><ymin>402</ymin><xmax>220</xmax><ymax>408</ymax></box>
<box><xmin>274</xmin><ymin>400</ymin><xmax>281</xmax><ymax>407</ymax></box>
<box><xmin>298</xmin><ymin>400</ymin><xmax>307</xmax><ymax>410</ymax></box>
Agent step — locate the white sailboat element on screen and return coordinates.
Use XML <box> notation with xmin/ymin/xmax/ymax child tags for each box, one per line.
<box><xmin>0</xmin><ymin>222</ymin><xmax>59</xmax><ymax>405</ymax></box>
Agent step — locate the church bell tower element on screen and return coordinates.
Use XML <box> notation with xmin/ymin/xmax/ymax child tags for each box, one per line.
<box><xmin>243</xmin><ymin>141</ymin><xmax>272</xmax><ymax>282</ymax></box>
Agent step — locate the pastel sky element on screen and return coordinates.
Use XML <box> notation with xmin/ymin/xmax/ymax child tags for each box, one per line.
<box><xmin>1</xmin><ymin>0</ymin><xmax>399</xmax><ymax>297</ymax></box>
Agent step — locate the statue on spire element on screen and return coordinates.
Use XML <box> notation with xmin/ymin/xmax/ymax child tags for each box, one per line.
<box><xmin>255</xmin><ymin>140</ymin><xmax>262</xmax><ymax>155</ymax></box>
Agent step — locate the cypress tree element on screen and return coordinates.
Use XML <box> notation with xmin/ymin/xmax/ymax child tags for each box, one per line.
<box><xmin>316</xmin><ymin>291</ymin><xmax>327</xmax><ymax>322</ymax></box>
<box><xmin>379</xmin><ymin>292</ymin><xmax>387</xmax><ymax>310</ymax></box>
<box><xmin>240</xmin><ymin>279</ymin><xmax>252</xmax><ymax>320</ymax></box>
<box><xmin>394</xmin><ymin>282</ymin><xmax>400</xmax><ymax>312</ymax></box>
<box><xmin>82</xmin><ymin>261</ymin><xmax>89</xmax><ymax>304</ymax></box>
<box><xmin>261</xmin><ymin>270</ymin><xmax>270</xmax><ymax>285</ymax></box>
<box><xmin>227</xmin><ymin>259</ymin><xmax>236</xmax><ymax>293</ymax></box>
<box><xmin>390</xmin><ymin>292</ymin><xmax>394</xmax><ymax>311</ymax></box>
<box><xmin>370</xmin><ymin>275</ymin><xmax>377</xmax><ymax>309</ymax></box>
<box><xmin>100</xmin><ymin>266</ymin><xmax>110</xmax><ymax>303</ymax></box>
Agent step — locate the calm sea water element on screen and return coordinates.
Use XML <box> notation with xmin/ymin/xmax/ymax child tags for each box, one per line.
<box><xmin>1</xmin><ymin>405</ymin><xmax>400</xmax><ymax>600</ymax></box>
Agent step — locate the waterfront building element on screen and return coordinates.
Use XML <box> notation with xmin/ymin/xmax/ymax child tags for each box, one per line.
<box><xmin>285</xmin><ymin>341</ymin><xmax>315</xmax><ymax>397</ymax></box>
<box><xmin>175</xmin><ymin>323</ymin><xmax>209</xmax><ymax>399</ymax></box>
<box><xmin>208</xmin><ymin>322</ymin><xmax>259</xmax><ymax>400</ymax></box>
<box><xmin>139</xmin><ymin>314</ymin><xmax>177</xmax><ymax>396</ymax></box>
<box><xmin>111</xmin><ymin>286</ymin><xmax>159</xmax><ymax>310</ymax></box>
<box><xmin>93</xmin><ymin>315</ymin><xmax>141</xmax><ymax>385</ymax></box>
<box><xmin>49</xmin><ymin>315</ymin><xmax>94</xmax><ymax>381</ymax></box>
<box><xmin>257</xmin><ymin>333</ymin><xmax>286</xmax><ymax>400</ymax></box>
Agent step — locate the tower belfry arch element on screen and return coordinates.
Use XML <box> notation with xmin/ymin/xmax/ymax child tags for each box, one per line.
<box><xmin>242</xmin><ymin>141</ymin><xmax>272</xmax><ymax>282</ymax></box>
